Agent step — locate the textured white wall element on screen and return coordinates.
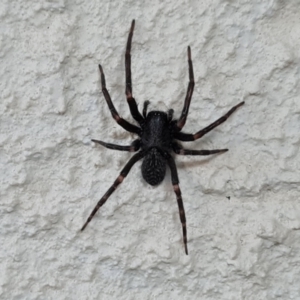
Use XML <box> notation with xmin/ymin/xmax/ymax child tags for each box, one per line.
<box><xmin>1</xmin><ymin>0</ymin><xmax>300</xmax><ymax>299</ymax></box>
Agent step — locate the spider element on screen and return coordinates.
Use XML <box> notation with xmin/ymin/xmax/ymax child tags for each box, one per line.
<box><xmin>81</xmin><ymin>20</ymin><xmax>244</xmax><ymax>255</ymax></box>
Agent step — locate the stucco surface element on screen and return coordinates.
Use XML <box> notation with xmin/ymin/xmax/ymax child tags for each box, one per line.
<box><xmin>1</xmin><ymin>0</ymin><xmax>300</xmax><ymax>299</ymax></box>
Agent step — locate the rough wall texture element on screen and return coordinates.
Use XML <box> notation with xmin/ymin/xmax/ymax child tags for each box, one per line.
<box><xmin>1</xmin><ymin>0</ymin><xmax>300</xmax><ymax>299</ymax></box>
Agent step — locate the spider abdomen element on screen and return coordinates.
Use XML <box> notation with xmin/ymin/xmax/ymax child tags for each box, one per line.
<box><xmin>141</xmin><ymin>148</ymin><xmax>167</xmax><ymax>186</ymax></box>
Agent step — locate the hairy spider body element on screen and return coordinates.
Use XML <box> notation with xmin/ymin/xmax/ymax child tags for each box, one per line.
<box><xmin>81</xmin><ymin>20</ymin><xmax>244</xmax><ymax>255</ymax></box>
<box><xmin>142</xmin><ymin>148</ymin><xmax>167</xmax><ymax>186</ymax></box>
<box><xmin>141</xmin><ymin>111</ymin><xmax>173</xmax><ymax>185</ymax></box>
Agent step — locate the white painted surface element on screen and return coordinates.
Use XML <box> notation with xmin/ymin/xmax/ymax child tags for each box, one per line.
<box><xmin>1</xmin><ymin>0</ymin><xmax>300</xmax><ymax>299</ymax></box>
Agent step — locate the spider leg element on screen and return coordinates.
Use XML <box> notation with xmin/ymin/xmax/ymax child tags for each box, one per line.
<box><xmin>125</xmin><ymin>20</ymin><xmax>144</xmax><ymax>123</ymax></box>
<box><xmin>176</xmin><ymin>46</ymin><xmax>195</xmax><ymax>131</ymax></box>
<box><xmin>81</xmin><ymin>151</ymin><xmax>144</xmax><ymax>231</ymax></box>
<box><xmin>166</xmin><ymin>153</ymin><xmax>188</xmax><ymax>255</ymax></box>
<box><xmin>175</xmin><ymin>101</ymin><xmax>244</xmax><ymax>141</ymax></box>
<box><xmin>92</xmin><ymin>139</ymin><xmax>140</xmax><ymax>152</ymax></box>
<box><xmin>98</xmin><ymin>65</ymin><xmax>140</xmax><ymax>135</ymax></box>
<box><xmin>172</xmin><ymin>142</ymin><xmax>228</xmax><ymax>155</ymax></box>
<box><xmin>143</xmin><ymin>100</ymin><xmax>150</xmax><ymax>118</ymax></box>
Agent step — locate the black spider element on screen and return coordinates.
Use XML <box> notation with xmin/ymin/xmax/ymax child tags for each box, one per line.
<box><xmin>81</xmin><ymin>20</ymin><xmax>244</xmax><ymax>255</ymax></box>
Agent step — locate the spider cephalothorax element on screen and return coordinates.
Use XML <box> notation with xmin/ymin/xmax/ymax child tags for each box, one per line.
<box><xmin>81</xmin><ymin>20</ymin><xmax>244</xmax><ymax>255</ymax></box>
